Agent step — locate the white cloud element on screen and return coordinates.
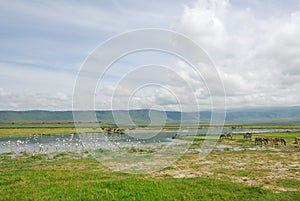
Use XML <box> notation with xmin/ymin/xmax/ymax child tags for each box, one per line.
<box><xmin>177</xmin><ymin>0</ymin><xmax>300</xmax><ymax>108</ymax></box>
<box><xmin>1</xmin><ymin>0</ymin><xmax>300</xmax><ymax>111</ymax></box>
<box><xmin>0</xmin><ymin>61</ymin><xmax>74</xmax><ymax>110</ymax></box>
<box><xmin>179</xmin><ymin>0</ymin><xmax>227</xmax><ymax>50</ymax></box>
<box><xmin>0</xmin><ymin>88</ymin><xmax>11</xmax><ymax>97</ymax></box>
<box><xmin>0</xmin><ymin>62</ymin><xmax>75</xmax><ymax>94</ymax></box>
<box><xmin>0</xmin><ymin>91</ymin><xmax>71</xmax><ymax>110</ymax></box>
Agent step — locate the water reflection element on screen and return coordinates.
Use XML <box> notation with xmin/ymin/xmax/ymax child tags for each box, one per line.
<box><xmin>0</xmin><ymin>134</ymin><xmax>83</xmax><ymax>154</ymax></box>
<box><xmin>0</xmin><ymin>132</ymin><xmax>179</xmax><ymax>155</ymax></box>
<box><xmin>0</xmin><ymin>128</ymin><xmax>298</xmax><ymax>155</ymax></box>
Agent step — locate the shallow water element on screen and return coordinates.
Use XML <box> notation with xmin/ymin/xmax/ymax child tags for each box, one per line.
<box><xmin>0</xmin><ymin>134</ymin><xmax>83</xmax><ymax>154</ymax></box>
<box><xmin>217</xmin><ymin>144</ymin><xmax>282</xmax><ymax>151</ymax></box>
<box><xmin>0</xmin><ymin>128</ymin><xmax>298</xmax><ymax>155</ymax></box>
<box><xmin>0</xmin><ymin>132</ymin><xmax>180</xmax><ymax>155</ymax></box>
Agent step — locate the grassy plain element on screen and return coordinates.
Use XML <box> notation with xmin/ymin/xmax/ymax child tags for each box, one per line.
<box><xmin>0</xmin><ymin>125</ymin><xmax>300</xmax><ymax>200</ymax></box>
<box><xmin>1</xmin><ymin>121</ymin><xmax>300</xmax><ymax>138</ymax></box>
<box><xmin>0</xmin><ymin>122</ymin><xmax>106</xmax><ymax>137</ymax></box>
<box><xmin>0</xmin><ymin>127</ymin><xmax>104</xmax><ymax>138</ymax></box>
<box><xmin>1</xmin><ymin>151</ymin><xmax>299</xmax><ymax>201</ymax></box>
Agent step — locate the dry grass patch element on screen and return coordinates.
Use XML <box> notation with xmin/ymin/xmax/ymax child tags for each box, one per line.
<box><xmin>154</xmin><ymin>150</ymin><xmax>300</xmax><ymax>192</ymax></box>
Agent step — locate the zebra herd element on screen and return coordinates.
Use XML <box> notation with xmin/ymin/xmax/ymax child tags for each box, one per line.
<box><xmin>254</xmin><ymin>137</ymin><xmax>286</xmax><ymax>145</ymax></box>
<box><xmin>244</xmin><ymin>132</ymin><xmax>287</xmax><ymax>145</ymax></box>
<box><xmin>219</xmin><ymin>132</ymin><xmax>300</xmax><ymax>146</ymax></box>
<box><xmin>219</xmin><ymin>133</ymin><xmax>232</xmax><ymax>140</ymax></box>
<box><xmin>101</xmin><ymin>127</ymin><xmax>126</xmax><ymax>134</ymax></box>
<box><xmin>100</xmin><ymin>127</ymin><xmax>136</xmax><ymax>134</ymax></box>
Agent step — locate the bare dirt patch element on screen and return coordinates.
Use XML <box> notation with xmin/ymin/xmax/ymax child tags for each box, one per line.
<box><xmin>152</xmin><ymin>150</ymin><xmax>300</xmax><ymax>192</ymax></box>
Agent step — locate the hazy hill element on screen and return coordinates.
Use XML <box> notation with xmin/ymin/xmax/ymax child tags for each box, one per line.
<box><xmin>0</xmin><ymin>106</ymin><xmax>300</xmax><ymax>125</ymax></box>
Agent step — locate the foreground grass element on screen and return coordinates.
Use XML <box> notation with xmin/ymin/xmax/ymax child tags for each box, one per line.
<box><xmin>0</xmin><ymin>152</ymin><xmax>299</xmax><ymax>201</ymax></box>
<box><xmin>1</xmin><ymin>125</ymin><xmax>299</xmax><ymax>199</ymax></box>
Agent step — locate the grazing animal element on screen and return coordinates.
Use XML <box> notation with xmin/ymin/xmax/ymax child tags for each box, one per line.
<box><xmin>255</xmin><ymin>137</ymin><xmax>261</xmax><ymax>145</ymax></box>
<box><xmin>226</xmin><ymin>133</ymin><xmax>233</xmax><ymax>139</ymax></box>
<box><xmin>263</xmin><ymin>138</ymin><xmax>273</xmax><ymax>145</ymax></box>
<box><xmin>295</xmin><ymin>137</ymin><xmax>300</xmax><ymax>144</ymax></box>
<box><xmin>262</xmin><ymin>138</ymin><xmax>270</xmax><ymax>145</ymax></box>
<box><xmin>273</xmin><ymin>138</ymin><xmax>286</xmax><ymax>146</ymax></box>
<box><xmin>113</xmin><ymin>128</ymin><xmax>120</xmax><ymax>133</ymax></box>
<box><xmin>219</xmin><ymin>134</ymin><xmax>226</xmax><ymax>140</ymax></box>
<box><xmin>243</xmin><ymin>132</ymin><xmax>252</xmax><ymax>141</ymax></box>
<box><xmin>220</xmin><ymin>133</ymin><xmax>232</xmax><ymax>140</ymax></box>
<box><xmin>112</xmin><ymin>128</ymin><xmax>125</xmax><ymax>134</ymax></box>
<box><xmin>101</xmin><ymin>127</ymin><xmax>112</xmax><ymax>134</ymax></box>
<box><xmin>255</xmin><ymin>137</ymin><xmax>268</xmax><ymax>145</ymax></box>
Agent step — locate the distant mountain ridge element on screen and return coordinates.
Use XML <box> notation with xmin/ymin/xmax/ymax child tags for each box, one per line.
<box><xmin>0</xmin><ymin>106</ymin><xmax>300</xmax><ymax>125</ymax></box>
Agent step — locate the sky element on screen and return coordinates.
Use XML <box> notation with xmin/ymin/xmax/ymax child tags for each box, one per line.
<box><xmin>0</xmin><ymin>0</ymin><xmax>300</xmax><ymax>111</ymax></box>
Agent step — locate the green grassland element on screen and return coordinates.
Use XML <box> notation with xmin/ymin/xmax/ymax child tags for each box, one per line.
<box><xmin>1</xmin><ymin>121</ymin><xmax>300</xmax><ymax>138</ymax></box>
<box><xmin>218</xmin><ymin>132</ymin><xmax>300</xmax><ymax>146</ymax></box>
<box><xmin>0</xmin><ymin>127</ymin><xmax>101</xmax><ymax>138</ymax></box>
<box><xmin>0</xmin><ymin>122</ymin><xmax>110</xmax><ymax>137</ymax></box>
<box><xmin>1</xmin><ymin>151</ymin><xmax>299</xmax><ymax>201</ymax></box>
<box><xmin>183</xmin><ymin>132</ymin><xmax>300</xmax><ymax>150</ymax></box>
<box><xmin>1</xmin><ymin>125</ymin><xmax>300</xmax><ymax>200</ymax></box>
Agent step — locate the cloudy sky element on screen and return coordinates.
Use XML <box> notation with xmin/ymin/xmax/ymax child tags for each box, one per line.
<box><xmin>1</xmin><ymin>0</ymin><xmax>300</xmax><ymax>111</ymax></box>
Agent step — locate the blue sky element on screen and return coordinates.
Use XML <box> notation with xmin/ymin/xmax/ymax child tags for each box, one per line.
<box><xmin>1</xmin><ymin>0</ymin><xmax>300</xmax><ymax>110</ymax></box>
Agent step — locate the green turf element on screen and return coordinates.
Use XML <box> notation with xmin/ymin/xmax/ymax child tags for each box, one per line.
<box><xmin>0</xmin><ymin>152</ymin><xmax>299</xmax><ymax>201</ymax></box>
<box><xmin>1</xmin><ymin>122</ymin><xmax>300</xmax><ymax>138</ymax></box>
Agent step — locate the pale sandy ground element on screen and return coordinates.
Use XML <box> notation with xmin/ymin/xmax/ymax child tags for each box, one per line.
<box><xmin>148</xmin><ymin>135</ymin><xmax>300</xmax><ymax>192</ymax></box>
